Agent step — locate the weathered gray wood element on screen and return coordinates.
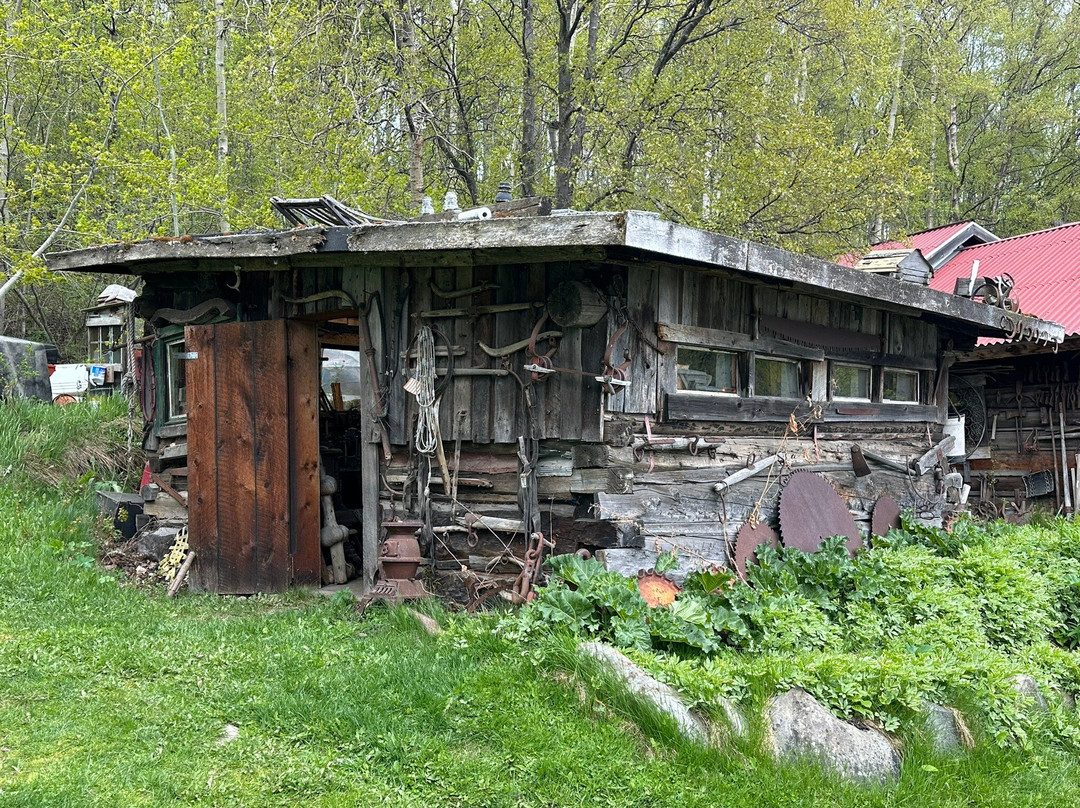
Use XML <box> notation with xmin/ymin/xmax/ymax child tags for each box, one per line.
<box><xmin>914</xmin><ymin>435</ymin><xmax>956</xmax><ymax>475</ymax></box>
<box><xmin>47</xmin><ymin>228</ymin><xmax>326</xmax><ymax>271</ymax></box>
<box><xmin>658</xmin><ymin>322</ymin><xmax>825</xmax><ymax>361</ymax></box>
<box><xmin>570</xmin><ymin>467</ymin><xmax>633</xmax><ymax>494</ymax></box>
<box><xmin>547</xmin><ymin>281</ymin><xmax>608</xmax><ymax>327</ymax></box>
<box><xmin>347</xmin><ymin>214</ymin><xmax>625</xmax><ymax>254</ymax></box>
<box><xmin>167</xmin><ymin>551</ymin><xmax>196</xmax><ymax>597</ymax></box>
<box><xmin>713</xmin><ymin>454</ymin><xmax>781</xmax><ymax>493</ymax></box>
<box><xmin>598</xmin><ymin>538</ymin><xmax>728</xmax><ymax>584</ymax></box>
<box><xmin>357</xmin><ymin>267</ymin><xmax>383</xmax><ymax>593</ymax></box>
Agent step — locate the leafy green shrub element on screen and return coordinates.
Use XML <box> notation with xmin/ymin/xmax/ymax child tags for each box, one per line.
<box><xmin>520</xmin><ymin>516</ymin><xmax>1080</xmax><ymax>746</ymax></box>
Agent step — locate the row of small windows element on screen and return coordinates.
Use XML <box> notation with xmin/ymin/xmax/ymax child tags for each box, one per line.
<box><xmin>675</xmin><ymin>346</ymin><xmax>919</xmax><ymax>404</ymax></box>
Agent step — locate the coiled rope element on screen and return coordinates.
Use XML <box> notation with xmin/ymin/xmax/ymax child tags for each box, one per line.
<box><xmin>412</xmin><ymin>325</ymin><xmax>439</xmax><ymax>456</ymax></box>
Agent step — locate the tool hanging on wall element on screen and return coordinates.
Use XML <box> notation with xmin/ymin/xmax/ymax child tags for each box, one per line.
<box><xmin>520</xmin><ymin>312</ymin><xmax>632</xmax><ymax>391</ymax></box>
<box><xmin>599</xmin><ymin>323</ymin><xmax>632</xmax><ymax>395</ymax></box>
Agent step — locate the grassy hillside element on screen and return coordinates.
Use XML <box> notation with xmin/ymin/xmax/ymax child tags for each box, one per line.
<box><xmin>1</xmin><ymin>399</ymin><xmax>1079</xmax><ymax>806</ymax></box>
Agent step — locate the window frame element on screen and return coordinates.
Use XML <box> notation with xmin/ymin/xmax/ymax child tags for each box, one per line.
<box><xmin>882</xmin><ymin>367</ymin><xmax>921</xmax><ymax>404</ymax></box>
<box><xmin>830</xmin><ymin>361</ymin><xmax>873</xmax><ymax>402</ymax></box>
<box><xmin>674</xmin><ymin>345</ymin><xmax>740</xmax><ymax>396</ymax></box>
<box><xmin>752</xmin><ymin>355</ymin><xmax>803</xmax><ymax>400</ymax></box>
<box><xmin>164</xmin><ymin>338</ymin><xmax>188</xmax><ymax>422</ymax></box>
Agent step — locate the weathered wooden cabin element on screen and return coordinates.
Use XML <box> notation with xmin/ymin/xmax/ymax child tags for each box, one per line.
<box><xmin>47</xmin><ymin>208</ymin><xmax>1062</xmax><ymax>599</ymax></box>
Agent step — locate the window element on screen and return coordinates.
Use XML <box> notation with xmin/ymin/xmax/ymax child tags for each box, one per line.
<box><xmin>166</xmin><ymin>340</ymin><xmax>187</xmax><ymax>420</ymax></box>
<box><xmin>675</xmin><ymin>347</ymin><xmax>738</xmax><ymax>394</ymax></box>
<box><xmin>88</xmin><ymin>324</ymin><xmax>122</xmax><ymax>363</ymax></box>
<box><xmin>883</xmin><ymin>368</ymin><xmax>919</xmax><ymax>403</ymax></box>
<box><xmin>832</xmin><ymin>363</ymin><xmax>871</xmax><ymax>401</ymax></box>
<box><xmin>755</xmin><ymin>356</ymin><xmax>800</xmax><ymax>398</ymax></box>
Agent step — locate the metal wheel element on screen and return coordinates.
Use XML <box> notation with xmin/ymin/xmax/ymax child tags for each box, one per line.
<box><xmin>949</xmin><ymin>375</ymin><xmax>987</xmax><ymax>453</ymax></box>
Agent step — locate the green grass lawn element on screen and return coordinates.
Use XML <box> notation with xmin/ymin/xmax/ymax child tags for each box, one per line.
<box><xmin>2</xmin><ymin>399</ymin><xmax>1080</xmax><ymax>806</ymax></box>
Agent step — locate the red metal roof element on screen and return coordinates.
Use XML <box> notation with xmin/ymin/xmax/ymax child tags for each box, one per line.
<box><xmin>873</xmin><ymin>221</ymin><xmax>975</xmax><ymax>256</ymax></box>
<box><xmin>836</xmin><ymin>221</ymin><xmax>977</xmax><ymax>267</ymax></box>
<box><xmin>930</xmin><ymin>221</ymin><xmax>1080</xmax><ymax>337</ymax></box>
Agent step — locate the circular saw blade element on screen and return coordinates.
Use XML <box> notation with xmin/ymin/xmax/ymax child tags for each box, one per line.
<box><xmin>779</xmin><ymin>471</ymin><xmax>862</xmax><ymax>555</ymax></box>
<box><xmin>871</xmin><ymin>495</ymin><xmax>901</xmax><ymax>540</ymax></box>
<box><xmin>734</xmin><ymin>521</ymin><xmax>779</xmax><ymax>581</ymax></box>
<box><xmin>637</xmin><ymin>570</ymin><xmax>681</xmax><ymax>608</ymax></box>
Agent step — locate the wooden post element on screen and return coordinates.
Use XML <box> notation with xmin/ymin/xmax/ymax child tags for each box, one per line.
<box><xmin>1061</xmin><ymin>410</ymin><xmax>1072</xmax><ymax>515</ymax></box>
<box><xmin>358</xmin><ymin>290</ymin><xmax>381</xmax><ymax>594</ymax></box>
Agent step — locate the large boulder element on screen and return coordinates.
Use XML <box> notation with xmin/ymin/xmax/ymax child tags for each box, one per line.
<box><xmin>767</xmin><ymin>688</ymin><xmax>901</xmax><ymax>785</ymax></box>
<box><xmin>578</xmin><ymin>642</ymin><xmax>707</xmax><ymax>743</ymax></box>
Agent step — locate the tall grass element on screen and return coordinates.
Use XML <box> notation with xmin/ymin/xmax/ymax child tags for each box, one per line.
<box><xmin>2</xmin><ymin>403</ymin><xmax>1080</xmax><ymax>805</ymax></box>
<box><xmin>0</xmin><ymin>395</ymin><xmax>134</xmax><ymax>486</ymax></box>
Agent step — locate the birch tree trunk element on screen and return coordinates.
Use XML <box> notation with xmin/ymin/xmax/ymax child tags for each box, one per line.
<box><xmin>214</xmin><ymin>0</ymin><xmax>230</xmax><ymax>233</ymax></box>
<box><xmin>874</xmin><ymin>28</ymin><xmax>905</xmax><ymax>243</ymax></box>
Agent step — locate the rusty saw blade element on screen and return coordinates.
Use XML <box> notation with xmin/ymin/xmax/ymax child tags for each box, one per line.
<box><xmin>779</xmin><ymin>471</ymin><xmax>862</xmax><ymax>555</ymax></box>
<box><xmin>734</xmin><ymin>521</ymin><xmax>780</xmax><ymax>582</ymax></box>
<box><xmin>870</xmin><ymin>495</ymin><xmax>901</xmax><ymax>540</ymax></box>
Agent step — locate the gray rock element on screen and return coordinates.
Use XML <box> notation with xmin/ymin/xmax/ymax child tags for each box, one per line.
<box><xmin>136</xmin><ymin>526</ymin><xmax>181</xmax><ymax>561</ymax></box>
<box><xmin>714</xmin><ymin>696</ymin><xmax>749</xmax><ymax>739</ymax></box>
<box><xmin>579</xmin><ymin>642</ymin><xmax>707</xmax><ymax>743</ymax></box>
<box><xmin>767</xmin><ymin>688</ymin><xmax>901</xmax><ymax>785</ymax></box>
<box><xmin>1010</xmin><ymin>674</ymin><xmax>1047</xmax><ymax>709</ymax></box>
<box><xmin>1052</xmin><ymin>686</ymin><xmax>1076</xmax><ymax>712</ymax></box>
<box><xmin>920</xmin><ymin>701</ymin><xmax>968</xmax><ymax>754</ymax></box>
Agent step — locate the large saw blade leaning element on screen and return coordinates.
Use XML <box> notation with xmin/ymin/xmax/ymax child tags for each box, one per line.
<box><xmin>870</xmin><ymin>495</ymin><xmax>902</xmax><ymax>541</ymax></box>
<box><xmin>778</xmin><ymin>471</ymin><xmax>863</xmax><ymax>555</ymax></box>
<box><xmin>734</xmin><ymin>521</ymin><xmax>780</xmax><ymax>581</ymax></box>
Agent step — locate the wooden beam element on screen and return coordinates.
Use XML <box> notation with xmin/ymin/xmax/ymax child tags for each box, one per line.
<box><xmin>46</xmin><ymin>228</ymin><xmax>326</xmax><ymax>272</ymax></box>
<box><xmin>658</xmin><ymin>321</ymin><xmax>825</xmax><ymax>361</ymax></box>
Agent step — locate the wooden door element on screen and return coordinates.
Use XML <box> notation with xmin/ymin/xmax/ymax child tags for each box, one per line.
<box><xmin>185</xmin><ymin>320</ymin><xmax>320</xmax><ymax>593</ymax></box>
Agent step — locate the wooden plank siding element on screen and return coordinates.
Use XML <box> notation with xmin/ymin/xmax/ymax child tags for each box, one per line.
<box><xmin>185</xmin><ymin>320</ymin><xmax>319</xmax><ymax>593</ymax></box>
<box><xmin>286</xmin><ymin>321</ymin><xmax>321</xmax><ymax>585</ymax></box>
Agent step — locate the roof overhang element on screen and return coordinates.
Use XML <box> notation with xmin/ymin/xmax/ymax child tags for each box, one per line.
<box><xmin>45</xmin><ymin>210</ymin><xmax>1064</xmax><ymax>344</ymax></box>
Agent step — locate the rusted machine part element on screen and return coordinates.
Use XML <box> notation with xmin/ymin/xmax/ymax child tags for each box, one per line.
<box><xmin>778</xmin><ymin>471</ymin><xmax>862</xmax><ymax>555</ymax></box>
<box><xmin>526</xmin><ymin>313</ymin><xmax>558</xmax><ymax>381</ymax></box>
<box><xmin>512</xmin><ymin>530</ymin><xmax>545</xmax><ymax>602</ymax></box>
<box><xmin>636</xmin><ymin>570</ymin><xmax>681</xmax><ymax>608</ymax></box>
<box><xmin>600</xmin><ymin>323</ymin><xmax>631</xmax><ymax>395</ymax></box>
<box><xmin>870</xmin><ymin>495</ymin><xmax>901</xmax><ymax>540</ymax></box>
<box><xmin>734</xmin><ymin>521</ymin><xmax>780</xmax><ymax>581</ymax></box>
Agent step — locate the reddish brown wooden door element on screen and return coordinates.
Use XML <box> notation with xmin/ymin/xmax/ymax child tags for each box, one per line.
<box><xmin>185</xmin><ymin>320</ymin><xmax>320</xmax><ymax>593</ymax></box>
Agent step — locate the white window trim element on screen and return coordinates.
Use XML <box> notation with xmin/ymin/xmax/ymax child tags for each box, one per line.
<box><xmin>674</xmin><ymin>346</ymin><xmax>740</xmax><ymax>397</ymax></box>
<box><xmin>882</xmin><ymin>367</ymin><xmax>920</xmax><ymax>404</ymax></box>
<box><xmin>165</xmin><ymin>338</ymin><xmax>188</xmax><ymax>422</ymax></box>
<box><xmin>831</xmin><ymin>362</ymin><xmax>872</xmax><ymax>402</ymax></box>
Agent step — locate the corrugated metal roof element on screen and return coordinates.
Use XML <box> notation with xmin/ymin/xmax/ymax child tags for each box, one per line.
<box><xmin>836</xmin><ymin>221</ymin><xmax>977</xmax><ymax>267</ymax></box>
<box><xmin>930</xmin><ymin>221</ymin><xmax>1080</xmax><ymax>337</ymax></box>
<box><xmin>873</xmin><ymin>221</ymin><xmax>974</xmax><ymax>256</ymax></box>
